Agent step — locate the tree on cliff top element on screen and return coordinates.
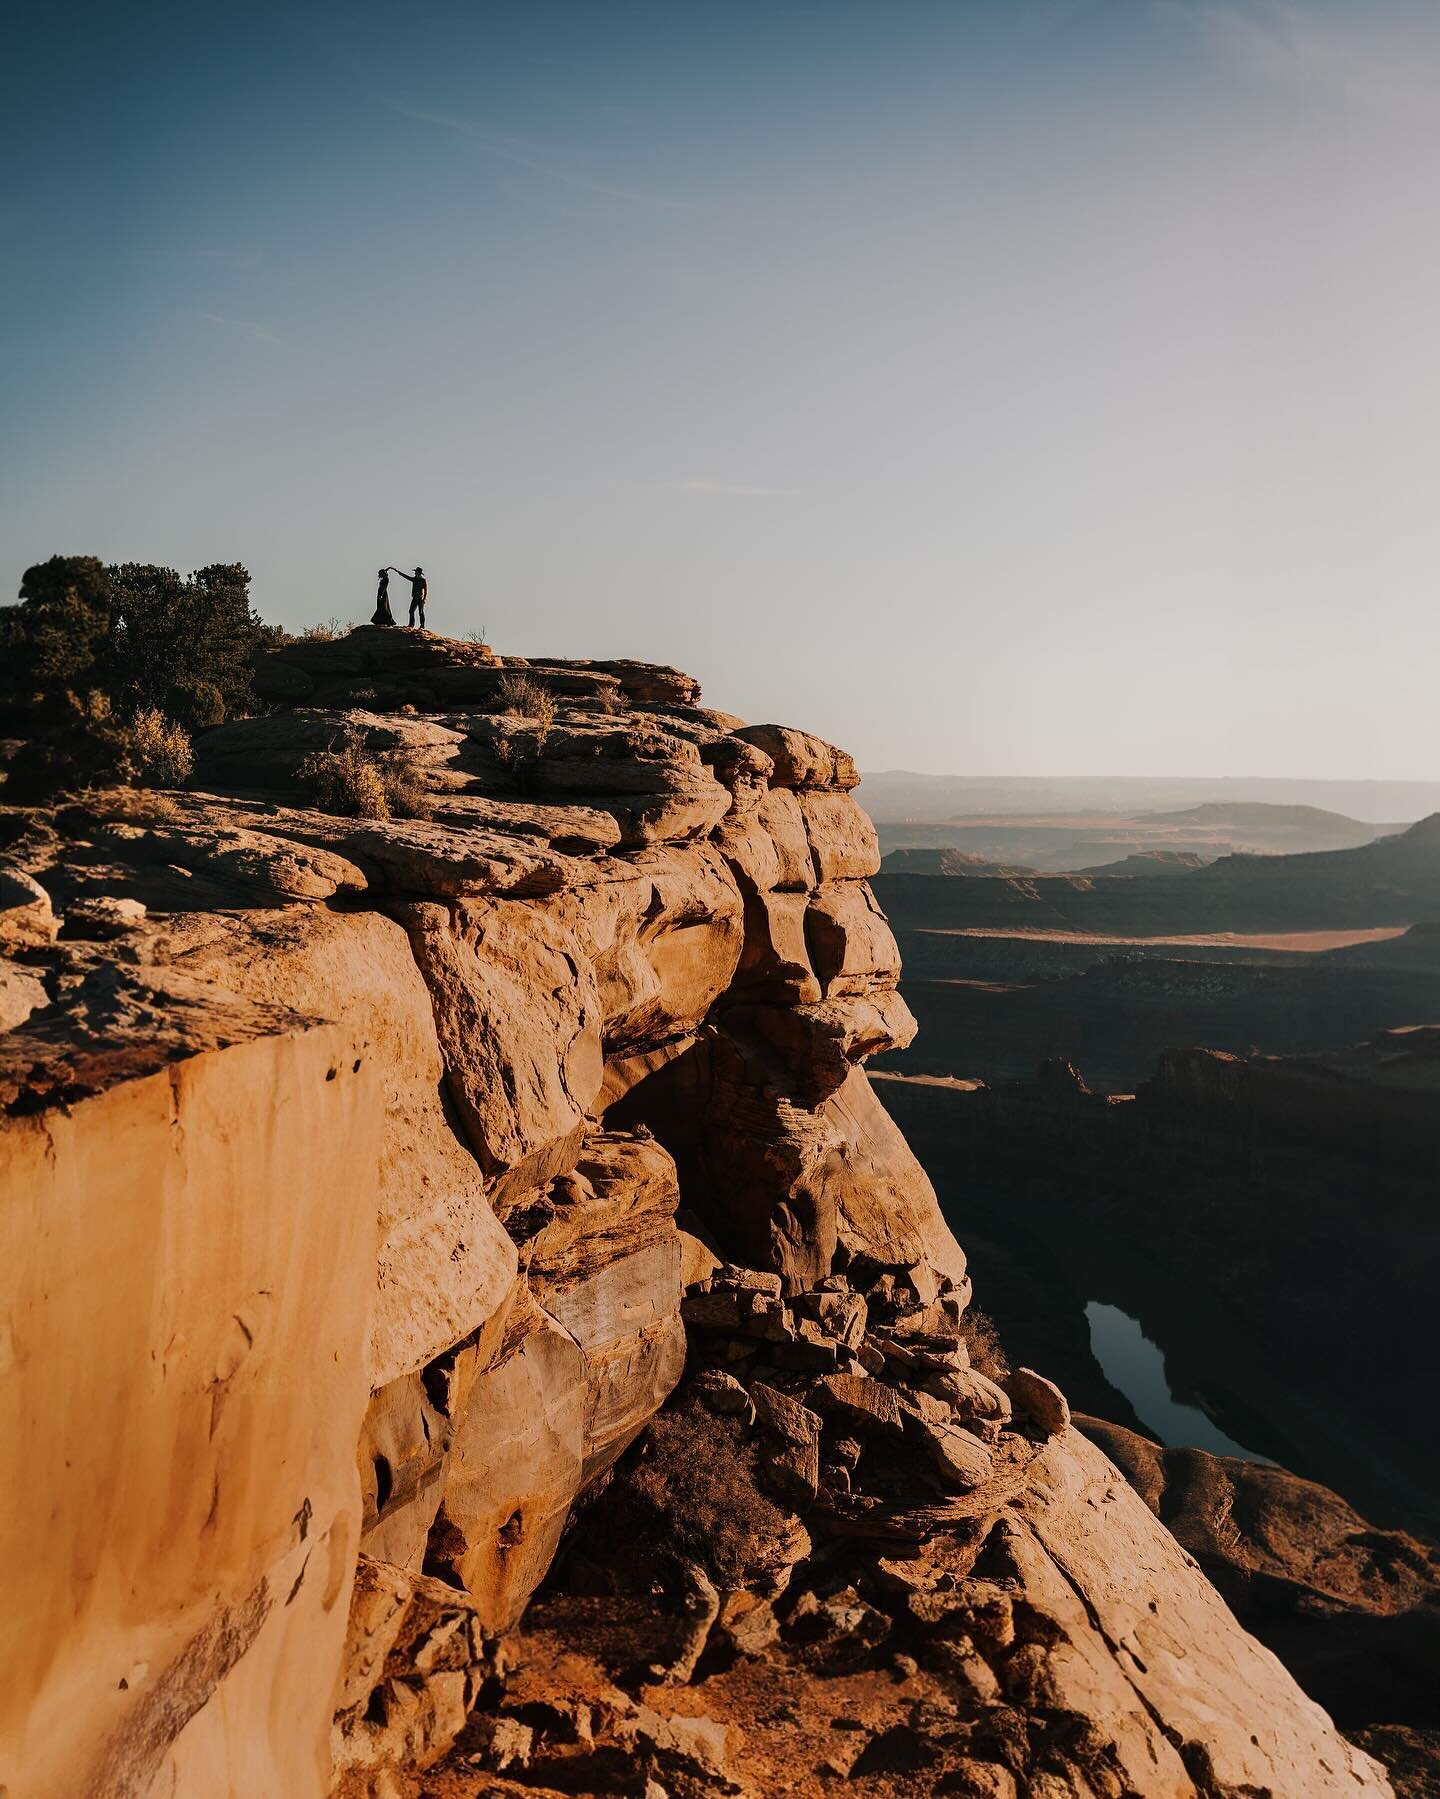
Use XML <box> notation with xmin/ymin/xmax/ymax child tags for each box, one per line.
<box><xmin>3</xmin><ymin>556</ymin><xmax>279</xmax><ymax>726</ymax></box>
<box><xmin>1</xmin><ymin>555</ymin><xmax>280</xmax><ymax>798</ymax></box>
<box><xmin>3</xmin><ymin>555</ymin><xmax>113</xmax><ymax>694</ymax></box>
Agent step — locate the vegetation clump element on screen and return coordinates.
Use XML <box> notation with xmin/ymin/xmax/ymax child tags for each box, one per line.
<box><xmin>296</xmin><ymin>727</ymin><xmax>433</xmax><ymax>821</ymax></box>
<box><xmin>1</xmin><ymin>554</ymin><xmax>276</xmax><ymax>798</ymax></box>
<box><xmin>959</xmin><ymin>1308</ymin><xmax>1009</xmax><ymax>1383</ymax></box>
<box><xmin>612</xmin><ymin>1398</ymin><xmax>789</xmax><ymax>1586</ymax></box>
<box><xmin>497</xmin><ymin>668</ymin><xmax>558</xmax><ymax>739</ymax></box>
<box><xmin>120</xmin><ymin>706</ymin><xmax>195</xmax><ymax>788</ymax></box>
<box><xmin>490</xmin><ymin>669</ymin><xmax>559</xmax><ymax>792</ymax></box>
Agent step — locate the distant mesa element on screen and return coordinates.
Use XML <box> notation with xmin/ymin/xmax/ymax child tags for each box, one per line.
<box><xmin>874</xmin><ymin>795</ymin><xmax>1395</xmax><ymax>876</ymax></box>
<box><xmin>1069</xmin><ymin>849</ymin><xmax>1210</xmax><ymax>878</ymax></box>
<box><xmin>879</xmin><ymin>846</ymin><xmax>1037</xmax><ymax>878</ymax></box>
<box><xmin>875</xmin><ymin>809</ymin><xmax>1440</xmax><ymax>937</ymax></box>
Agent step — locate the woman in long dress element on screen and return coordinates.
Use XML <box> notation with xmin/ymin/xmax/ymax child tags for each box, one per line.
<box><xmin>372</xmin><ymin>567</ymin><xmax>397</xmax><ymax>626</ymax></box>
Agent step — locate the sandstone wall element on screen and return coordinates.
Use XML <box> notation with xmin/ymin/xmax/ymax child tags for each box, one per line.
<box><xmin>0</xmin><ymin>1009</ymin><xmax>378</xmax><ymax>1797</ymax></box>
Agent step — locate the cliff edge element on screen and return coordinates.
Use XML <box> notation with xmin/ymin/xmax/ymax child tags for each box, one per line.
<box><xmin>0</xmin><ymin>630</ymin><xmax>1389</xmax><ymax>1797</ymax></box>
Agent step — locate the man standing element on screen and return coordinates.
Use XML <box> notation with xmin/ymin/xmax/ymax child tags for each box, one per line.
<box><xmin>392</xmin><ymin>565</ymin><xmax>427</xmax><ymax>628</ymax></box>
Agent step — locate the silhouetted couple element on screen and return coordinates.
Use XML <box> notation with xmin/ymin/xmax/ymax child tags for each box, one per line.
<box><xmin>372</xmin><ymin>565</ymin><xmax>427</xmax><ymax>628</ymax></box>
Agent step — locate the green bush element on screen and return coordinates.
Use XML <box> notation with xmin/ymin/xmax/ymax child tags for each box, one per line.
<box><xmin>166</xmin><ymin>678</ymin><xmax>226</xmax><ymax>729</ymax></box>
<box><xmin>5</xmin><ymin>556</ymin><xmax>276</xmax><ymax>721</ymax></box>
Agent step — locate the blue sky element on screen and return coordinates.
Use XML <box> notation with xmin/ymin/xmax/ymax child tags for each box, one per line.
<box><xmin>5</xmin><ymin>1</ymin><xmax>1440</xmax><ymax>776</ymax></box>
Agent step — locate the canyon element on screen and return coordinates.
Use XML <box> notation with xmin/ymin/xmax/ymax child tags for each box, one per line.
<box><xmin>0</xmin><ymin>629</ymin><xmax>1401</xmax><ymax>1796</ymax></box>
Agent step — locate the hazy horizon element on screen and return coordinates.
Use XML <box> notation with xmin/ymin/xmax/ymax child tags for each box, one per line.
<box><xmin>7</xmin><ymin>1</ymin><xmax>1440</xmax><ymax>779</ymax></box>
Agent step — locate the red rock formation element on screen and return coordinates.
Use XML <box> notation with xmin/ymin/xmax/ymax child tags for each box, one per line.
<box><xmin>0</xmin><ymin>635</ymin><xmax>1391</xmax><ymax>1796</ymax></box>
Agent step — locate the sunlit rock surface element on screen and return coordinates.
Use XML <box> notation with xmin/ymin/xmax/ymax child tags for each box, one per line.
<box><xmin>0</xmin><ymin>633</ymin><xmax>1391</xmax><ymax>1796</ymax></box>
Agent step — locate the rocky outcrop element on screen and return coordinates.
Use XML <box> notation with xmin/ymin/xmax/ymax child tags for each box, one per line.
<box><xmin>1079</xmin><ymin>1416</ymin><xmax>1440</xmax><ymax>1734</ymax></box>
<box><xmin>0</xmin><ymin>632</ymin><xmax>1391</xmax><ymax>1796</ymax></box>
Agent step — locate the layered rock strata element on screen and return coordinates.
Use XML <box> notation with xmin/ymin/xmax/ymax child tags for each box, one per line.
<box><xmin>0</xmin><ymin>632</ymin><xmax>1390</xmax><ymax>1796</ymax></box>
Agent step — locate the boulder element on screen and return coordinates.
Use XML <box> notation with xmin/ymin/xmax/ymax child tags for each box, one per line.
<box><xmin>0</xmin><ymin>960</ymin><xmax>49</xmax><ymax>1032</ymax></box>
<box><xmin>526</xmin><ymin>1131</ymin><xmax>687</xmax><ymax>1482</ymax></box>
<box><xmin>0</xmin><ymin>864</ymin><xmax>59</xmax><ymax>952</ymax></box>
<box><xmin>60</xmin><ymin>893</ymin><xmax>148</xmax><ymax>938</ymax></box>
<box><xmin>423</xmin><ymin>1293</ymin><xmax>586</xmax><ymax>1632</ymax></box>
<box><xmin>812</xmin><ymin>1372</ymin><xmax>904</xmax><ymax>1437</ymax></box>
<box><xmin>798</xmin><ymin>791</ymin><xmax>880</xmax><ymax>882</ymax></box>
<box><xmin>804</xmin><ymin>881</ymin><xmax>902</xmax><ymax>996</ymax></box>
<box><xmin>733</xmin><ymin>724</ymin><xmax>860</xmax><ymax>791</ymax></box>
<box><xmin>901</xmin><ymin>1392</ymin><xmax>996</xmax><ymax>1490</ymax></box>
<box><xmin>749</xmin><ymin>1382</ymin><xmax>823</xmax><ymax>1506</ymax></box>
<box><xmin>1005</xmin><ymin>1367</ymin><xmax>1070</xmax><ymax>1440</ymax></box>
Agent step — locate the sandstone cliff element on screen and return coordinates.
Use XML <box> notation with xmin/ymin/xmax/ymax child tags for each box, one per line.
<box><xmin>0</xmin><ymin>631</ymin><xmax>1390</xmax><ymax>1796</ymax></box>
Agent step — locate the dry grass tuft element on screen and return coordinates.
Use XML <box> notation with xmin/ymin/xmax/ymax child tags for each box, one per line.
<box><xmin>497</xmin><ymin>667</ymin><xmax>557</xmax><ymax>726</ymax></box>
<box><xmin>374</xmin><ymin>745</ymin><xmax>434</xmax><ymax>820</ymax></box>
<box><xmin>958</xmin><ymin>1308</ymin><xmax>1009</xmax><ymax>1383</ymax></box>
<box><xmin>297</xmin><ymin>729</ymin><xmax>388</xmax><ymax>818</ymax></box>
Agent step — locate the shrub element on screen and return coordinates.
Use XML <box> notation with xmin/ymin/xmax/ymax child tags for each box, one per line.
<box><xmin>295</xmin><ymin>729</ymin><xmax>433</xmax><ymax>821</ymax></box>
<box><xmin>296</xmin><ymin>729</ymin><xmax>389</xmax><ymax>819</ymax></box>
<box><xmin>300</xmin><ymin>617</ymin><xmax>346</xmax><ymax>643</ymax></box>
<box><xmin>497</xmin><ymin>669</ymin><xmax>557</xmax><ymax>729</ymax></box>
<box><xmin>1</xmin><ymin>555</ymin><xmax>276</xmax><ymax>798</ymax></box>
<box><xmin>375</xmin><ymin>746</ymin><xmax>434</xmax><ymax>820</ymax></box>
<box><xmin>959</xmin><ymin>1308</ymin><xmax>1009</xmax><ymax>1383</ymax></box>
<box><xmin>621</xmin><ymin>1398</ymin><xmax>789</xmax><ymax>1586</ymax></box>
<box><xmin>4</xmin><ymin>556</ymin><xmax>112</xmax><ymax>693</ymax></box>
<box><xmin>165</xmin><ymin>678</ymin><xmax>226</xmax><ymax>729</ymax></box>
<box><xmin>118</xmin><ymin>708</ymin><xmax>195</xmax><ymax>788</ymax></box>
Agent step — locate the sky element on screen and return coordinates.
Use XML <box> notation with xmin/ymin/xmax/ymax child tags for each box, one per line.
<box><xmin>5</xmin><ymin>0</ymin><xmax>1440</xmax><ymax>778</ymax></box>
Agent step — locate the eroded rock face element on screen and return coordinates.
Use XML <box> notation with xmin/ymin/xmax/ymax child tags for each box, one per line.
<box><xmin>424</xmin><ymin>1291</ymin><xmax>587</xmax><ymax>1633</ymax></box>
<box><xmin>0</xmin><ymin>632</ymin><xmax>1390</xmax><ymax>1798</ymax></box>
<box><xmin>1079</xmin><ymin>1415</ymin><xmax>1440</xmax><ymax>1734</ymax></box>
<box><xmin>0</xmin><ymin>1004</ymin><xmax>379</xmax><ymax>1798</ymax></box>
<box><xmin>521</xmin><ymin>1129</ymin><xmax>688</xmax><ymax>1483</ymax></box>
